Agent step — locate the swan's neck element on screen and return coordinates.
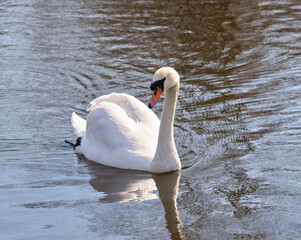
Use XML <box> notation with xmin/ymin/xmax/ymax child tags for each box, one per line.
<box><xmin>150</xmin><ymin>83</ymin><xmax>181</xmax><ymax>173</ymax></box>
<box><xmin>160</xmin><ymin>84</ymin><xmax>178</xmax><ymax>146</ymax></box>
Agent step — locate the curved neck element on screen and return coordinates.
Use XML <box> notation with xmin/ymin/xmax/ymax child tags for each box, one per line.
<box><xmin>150</xmin><ymin>83</ymin><xmax>180</xmax><ymax>173</ymax></box>
<box><xmin>160</xmin><ymin>84</ymin><xmax>178</xmax><ymax>144</ymax></box>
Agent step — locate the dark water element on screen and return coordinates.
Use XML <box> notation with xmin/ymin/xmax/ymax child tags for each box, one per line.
<box><xmin>1</xmin><ymin>0</ymin><xmax>301</xmax><ymax>239</ymax></box>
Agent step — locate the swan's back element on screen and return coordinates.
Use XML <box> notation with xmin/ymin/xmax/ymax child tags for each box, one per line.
<box><xmin>72</xmin><ymin>93</ymin><xmax>160</xmax><ymax>171</ymax></box>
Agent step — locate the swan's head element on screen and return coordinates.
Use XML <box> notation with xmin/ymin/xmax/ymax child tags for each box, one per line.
<box><xmin>148</xmin><ymin>67</ymin><xmax>180</xmax><ymax>109</ymax></box>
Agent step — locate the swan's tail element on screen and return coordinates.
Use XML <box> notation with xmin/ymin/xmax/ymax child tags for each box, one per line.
<box><xmin>71</xmin><ymin>112</ymin><xmax>86</xmax><ymax>137</ymax></box>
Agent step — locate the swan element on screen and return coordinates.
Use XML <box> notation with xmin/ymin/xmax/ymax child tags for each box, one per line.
<box><xmin>70</xmin><ymin>67</ymin><xmax>181</xmax><ymax>173</ymax></box>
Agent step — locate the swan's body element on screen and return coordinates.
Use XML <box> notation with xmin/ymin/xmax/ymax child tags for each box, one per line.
<box><xmin>71</xmin><ymin>67</ymin><xmax>181</xmax><ymax>173</ymax></box>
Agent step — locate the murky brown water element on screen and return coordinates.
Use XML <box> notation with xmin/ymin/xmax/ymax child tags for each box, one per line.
<box><xmin>1</xmin><ymin>0</ymin><xmax>301</xmax><ymax>239</ymax></box>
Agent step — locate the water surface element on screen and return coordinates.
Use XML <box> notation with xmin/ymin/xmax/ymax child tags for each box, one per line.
<box><xmin>1</xmin><ymin>0</ymin><xmax>301</xmax><ymax>239</ymax></box>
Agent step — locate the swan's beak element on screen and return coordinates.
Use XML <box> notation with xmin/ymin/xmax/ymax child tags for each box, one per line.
<box><xmin>148</xmin><ymin>86</ymin><xmax>163</xmax><ymax>109</ymax></box>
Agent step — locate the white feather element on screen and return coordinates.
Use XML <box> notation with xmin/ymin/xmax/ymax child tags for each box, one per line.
<box><xmin>71</xmin><ymin>112</ymin><xmax>86</xmax><ymax>137</ymax></box>
<box><xmin>70</xmin><ymin>67</ymin><xmax>181</xmax><ymax>173</ymax></box>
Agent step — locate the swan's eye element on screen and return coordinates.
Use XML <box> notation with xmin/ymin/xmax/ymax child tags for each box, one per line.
<box><xmin>150</xmin><ymin>77</ymin><xmax>166</xmax><ymax>92</ymax></box>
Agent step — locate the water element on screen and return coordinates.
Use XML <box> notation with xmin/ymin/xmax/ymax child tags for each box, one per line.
<box><xmin>1</xmin><ymin>0</ymin><xmax>301</xmax><ymax>239</ymax></box>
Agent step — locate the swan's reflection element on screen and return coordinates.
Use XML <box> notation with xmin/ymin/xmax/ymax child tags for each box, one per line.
<box><xmin>153</xmin><ymin>171</ymin><xmax>184</xmax><ymax>240</ymax></box>
<box><xmin>87</xmin><ymin>162</ymin><xmax>184</xmax><ymax>239</ymax></box>
<box><xmin>89</xmin><ymin>167</ymin><xmax>157</xmax><ymax>203</ymax></box>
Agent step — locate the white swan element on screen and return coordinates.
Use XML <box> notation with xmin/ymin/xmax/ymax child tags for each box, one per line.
<box><xmin>70</xmin><ymin>67</ymin><xmax>181</xmax><ymax>173</ymax></box>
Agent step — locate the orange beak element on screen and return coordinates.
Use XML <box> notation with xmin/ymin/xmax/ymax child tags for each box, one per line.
<box><xmin>148</xmin><ymin>86</ymin><xmax>163</xmax><ymax>109</ymax></box>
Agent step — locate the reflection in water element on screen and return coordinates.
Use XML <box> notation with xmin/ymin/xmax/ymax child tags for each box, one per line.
<box><xmin>153</xmin><ymin>172</ymin><xmax>184</xmax><ymax>240</ymax></box>
<box><xmin>89</xmin><ymin>168</ymin><xmax>157</xmax><ymax>203</ymax></box>
<box><xmin>88</xmin><ymin>162</ymin><xmax>183</xmax><ymax>239</ymax></box>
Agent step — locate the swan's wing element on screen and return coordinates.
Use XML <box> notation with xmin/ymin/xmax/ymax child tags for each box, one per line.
<box><xmin>87</xmin><ymin>93</ymin><xmax>158</xmax><ymax>125</ymax></box>
<box><xmin>77</xmin><ymin>93</ymin><xmax>161</xmax><ymax>170</ymax></box>
<box><xmin>83</xmin><ymin>101</ymin><xmax>159</xmax><ymax>164</ymax></box>
<box><xmin>87</xmin><ymin>93</ymin><xmax>117</xmax><ymax>111</ymax></box>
